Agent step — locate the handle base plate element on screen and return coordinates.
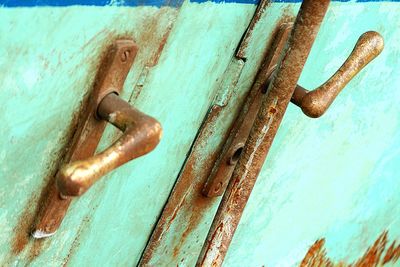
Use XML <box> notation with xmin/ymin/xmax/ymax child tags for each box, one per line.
<box><xmin>32</xmin><ymin>39</ymin><xmax>138</xmax><ymax>238</ymax></box>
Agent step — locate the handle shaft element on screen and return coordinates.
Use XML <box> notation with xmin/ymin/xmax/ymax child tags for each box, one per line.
<box><xmin>56</xmin><ymin>93</ymin><xmax>162</xmax><ymax>196</ymax></box>
<box><xmin>293</xmin><ymin>31</ymin><xmax>384</xmax><ymax>118</ymax></box>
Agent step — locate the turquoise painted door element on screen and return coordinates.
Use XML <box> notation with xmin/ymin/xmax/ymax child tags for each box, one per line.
<box><xmin>0</xmin><ymin>1</ymin><xmax>257</xmax><ymax>265</ymax></box>
<box><xmin>1</xmin><ymin>1</ymin><xmax>399</xmax><ymax>267</ymax></box>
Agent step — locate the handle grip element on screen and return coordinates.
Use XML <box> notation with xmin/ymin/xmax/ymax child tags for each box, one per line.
<box><xmin>56</xmin><ymin>93</ymin><xmax>162</xmax><ymax>196</ymax></box>
<box><xmin>292</xmin><ymin>31</ymin><xmax>384</xmax><ymax>118</ymax></box>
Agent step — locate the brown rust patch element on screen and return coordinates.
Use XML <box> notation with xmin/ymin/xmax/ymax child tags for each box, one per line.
<box><xmin>300</xmin><ymin>231</ymin><xmax>400</xmax><ymax>267</ymax></box>
<box><xmin>135</xmin><ymin>9</ymin><xmax>176</xmax><ymax>67</ymax></box>
<box><xmin>236</xmin><ymin>0</ymin><xmax>271</xmax><ymax>59</ymax></box>
<box><xmin>148</xmin><ymin>24</ymin><xmax>173</xmax><ymax>67</ymax></box>
<box><xmin>382</xmin><ymin>240</ymin><xmax>400</xmax><ymax>264</ymax></box>
<box><xmin>12</xmin><ymin>194</ymin><xmax>37</xmax><ymax>255</ymax></box>
<box><xmin>10</xmin><ymin>103</ymin><xmax>82</xmax><ymax>258</ymax></box>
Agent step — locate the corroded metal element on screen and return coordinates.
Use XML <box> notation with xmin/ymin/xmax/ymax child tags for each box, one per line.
<box><xmin>57</xmin><ymin>93</ymin><xmax>162</xmax><ymax>196</ymax></box>
<box><xmin>32</xmin><ymin>39</ymin><xmax>139</xmax><ymax>238</ymax></box>
<box><xmin>291</xmin><ymin>31</ymin><xmax>384</xmax><ymax>118</ymax></box>
<box><xmin>202</xmin><ymin>24</ymin><xmax>292</xmax><ymax>198</ymax></box>
<box><xmin>198</xmin><ymin>1</ymin><xmax>331</xmax><ymax>265</ymax></box>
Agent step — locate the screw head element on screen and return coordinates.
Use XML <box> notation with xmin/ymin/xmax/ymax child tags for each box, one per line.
<box><xmin>121</xmin><ymin>50</ymin><xmax>130</xmax><ymax>62</ymax></box>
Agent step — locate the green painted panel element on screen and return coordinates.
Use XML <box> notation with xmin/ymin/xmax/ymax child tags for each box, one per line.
<box><xmin>224</xmin><ymin>2</ymin><xmax>400</xmax><ymax>266</ymax></box>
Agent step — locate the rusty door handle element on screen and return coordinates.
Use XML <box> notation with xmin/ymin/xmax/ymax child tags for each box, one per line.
<box><xmin>32</xmin><ymin>39</ymin><xmax>164</xmax><ymax>238</ymax></box>
<box><xmin>56</xmin><ymin>93</ymin><xmax>162</xmax><ymax>197</ymax></box>
<box><xmin>291</xmin><ymin>31</ymin><xmax>384</xmax><ymax>118</ymax></box>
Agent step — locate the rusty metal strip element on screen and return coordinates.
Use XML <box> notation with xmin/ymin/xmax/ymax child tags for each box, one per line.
<box><xmin>197</xmin><ymin>1</ymin><xmax>331</xmax><ymax>266</ymax></box>
<box><xmin>202</xmin><ymin>24</ymin><xmax>292</xmax><ymax>198</ymax></box>
<box><xmin>32</xmin><ymin>40</ymin><xmax>138</xmax><ymax>238</ymax></box>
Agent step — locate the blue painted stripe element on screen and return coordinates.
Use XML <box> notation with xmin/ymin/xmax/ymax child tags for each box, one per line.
<box><xmin>0</xmin><ymin>0</ymin><xmax>184</xmax><ymax>7</ymax></box>
<box><xmin>0</xmin><ymin>0</ymin><xmax>398</xmax><ymax>7</ymax></box>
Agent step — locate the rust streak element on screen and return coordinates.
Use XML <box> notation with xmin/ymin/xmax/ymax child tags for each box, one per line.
<box><xmin>236</xmin><ymin>0</ymin><xmax>271</xmax><ymax>59</ymax></box>
<box><xmin>382</xmin><ymin>240</ymin><xmax>400</xmax><ymax>264</ymax></box>
<box><xmin>10</xmin><ymin>103</ymin><xmax>83</xmax><ymax>259</ymax></box>
<box><xmin>300</xmin><ymin>231</ymin><xmax>400</xmax><ymax>267</ymax></box>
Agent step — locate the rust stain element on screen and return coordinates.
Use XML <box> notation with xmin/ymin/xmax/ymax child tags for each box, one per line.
<box><xmin>382</xmin><ymin>240</ymin><xmax>400</xmax><ymax>264</ymax></box>
<box><xmin>10</xmin><ymin>78</ymin><xmax>87</xmax><ymax>259</ymax></box>
<box><xmin>148</xmin><ymin>24</ymin><xmax>173</xmax><ymax>67</ymax></box>
<box><xmin>236</xmin><ymin>0</ymin><xmax>271</xmax><ymax>59</ymax></box>
<box><xmin>10</xmin><ymin>115</ymin><xmax>80</xmax><ymax>259</ymax></box>
<box><xmin>165</xmin><ymin>106</ymin><xmax>226</xmax><ymax>257</ymax></box>
<box><xmin>135</xmin><ymin>9</ymin><xmax>176</xmax><ymax>67</ymax></box>
<box><xmin>300</xmin><ymin>231</ymin><xmax>400</xmax><ymax>267</ymax></box>
<box><xmin>11</xmin><ymin>194</ymin><xmax>37</xmax><ymax>255</ymax></box>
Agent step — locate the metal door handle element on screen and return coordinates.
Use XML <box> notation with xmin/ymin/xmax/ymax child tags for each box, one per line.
<box><xmin>291</xmin><ymin>31</ymin><xmax>384</xmax><ymax>117</ymax></box>
<box><xmin>56</xmin><ymin>93</ymin><xmax>162</xmax><ymax>197</ymax></box>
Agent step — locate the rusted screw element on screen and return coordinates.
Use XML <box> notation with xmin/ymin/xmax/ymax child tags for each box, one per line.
<box><xmin>213</xmin><ymin>182</ymin><xmax>223</xmax><ymax>193</ymax></box>
<box><xmin>121</xmin><ymin>50</ymin><xmax>130</xmax><ymax>62</ymax></box>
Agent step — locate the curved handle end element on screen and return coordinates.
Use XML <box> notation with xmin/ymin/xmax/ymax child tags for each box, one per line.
<box><xmin>293</xmin><ymin>31</ymin><xmax>384</xmax><ymax>118</ymax></box>
<box><xmin>56</xmin><ymin>94</ymin><xmax>162</xmax><ymax>197</ymax></box>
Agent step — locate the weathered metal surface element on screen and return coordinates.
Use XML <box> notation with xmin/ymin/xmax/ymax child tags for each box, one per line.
<box><xmin>291</xmin><ymin>31</ymin><xmax>384</xmax><ymax>118</ymax></box>
<box><xmin>198</xmin><ymin>1</ymin><xmax>331</xmax><ymax>265</ymax></box>
<box><xmin>203</xmin><ymin>23</ymin><xmax>292</xmax><ymax>198</ymax></box>
<box><xmin>58</xmin><ymin>93</ymin><xmax>162</xmax><ymax>197</ymax></box>
<box><xmin>32</xmin><ymin>39</ymin><xmax>138</xmax><ymax>239</ymax></box>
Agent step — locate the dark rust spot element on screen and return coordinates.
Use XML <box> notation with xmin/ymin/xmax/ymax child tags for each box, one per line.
<box><xmin>268</xmin><ymin>106</ymin><xmax>277</xmax><ymax>114</ymax></box>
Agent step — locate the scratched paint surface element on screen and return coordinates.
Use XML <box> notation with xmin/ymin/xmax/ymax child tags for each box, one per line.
<box><xmin>223</xmin><ymin>2</ymin><xmax>400</xmax><ymax>267</ymax></box>
<box><xmin>0</xmin><ymin>1</ymin><xmax>258</xmax><ymax>266</ymax></box>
